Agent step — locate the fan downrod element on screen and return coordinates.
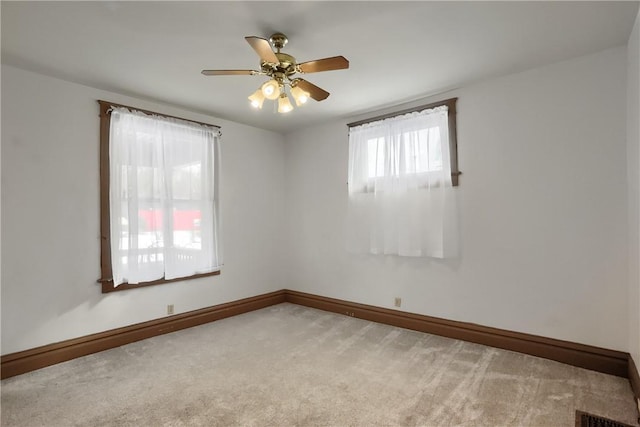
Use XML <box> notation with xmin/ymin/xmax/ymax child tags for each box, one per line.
<box><xmin>269</xmin><ymin>33</ymin><xmax>288</xmax><ymax>51</ymax></box>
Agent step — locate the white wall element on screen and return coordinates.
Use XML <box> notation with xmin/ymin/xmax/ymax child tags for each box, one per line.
<box><xmin>628</xmin><ymin>10</ymin><xmax>640</xmax><ymax>369</ymax></box>
<box><xmin>1</xmin><ymin>43</ymin><xmax>633</xmax><ymax>356</ymax></box>
<box><xmin>285</xmin><ymin>46</ymin><xmax>629</xmax><ymax>351</ymax></box>
<box><xmin>1</xmin><ymin>65</ymin><xmax>287</xmax><ymax>354</ymax></box>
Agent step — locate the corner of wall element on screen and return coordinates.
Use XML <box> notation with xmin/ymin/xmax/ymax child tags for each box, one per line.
<box><xmin>628</xmin><ymin>7</ymin><xmax>640</xmax><ymax>376</ymax></box>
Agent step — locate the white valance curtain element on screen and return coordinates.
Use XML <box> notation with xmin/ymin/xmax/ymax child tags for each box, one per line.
<box><xmin>347</xmin><ymin>106</ymin><xmax>457</xmax><ymax>258</ymax></box>
<box><xmin>109</xmin><ymin>107</ymin><xmax>222</xmax><ymax>286</ymax></box>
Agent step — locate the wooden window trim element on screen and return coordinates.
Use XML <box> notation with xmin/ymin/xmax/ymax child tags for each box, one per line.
<box><xmin>98</xmin><ymin>100</ymin><xmax>220</xmax><ymax>294</ymax></box>
<box><xmin>347</xmin><ymin>97</ymin><xmax>460</xmax><ymax>186</ymax></box>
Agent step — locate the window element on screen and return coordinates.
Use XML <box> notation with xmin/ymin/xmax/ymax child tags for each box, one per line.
<box><xmin>346</xmin><ymin>98</ymin><xmax>459</xmax><ymax>258</ymax></box>
<box><xmin>98</xmin><ymin>101</ymin><xmax>222</xmax><ymax>293</ymax></box>
<box><xmin>348</xmin><ymin>98</ymin><xmax>459</xmax><ymax>192</ymax></box>
<box><xmin>366</xmin><ymin>128</ymin><xmax>443</xmax><ymax>179</ymax></box>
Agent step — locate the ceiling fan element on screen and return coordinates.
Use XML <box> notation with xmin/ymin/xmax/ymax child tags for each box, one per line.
<box><xmin>201</xmin><ymin>33</ymin><xmax>349</xmax><ymax>113</ymax></box>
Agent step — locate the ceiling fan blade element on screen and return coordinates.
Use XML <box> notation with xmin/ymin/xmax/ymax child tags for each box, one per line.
<box><xmin>201</xmin><ymin>70</ymin><xmax>257</xmax><ymax>76</ymax></box>
<box><xmin>245</xmin><ymin>36</ymin><xmax>279</xmax><ymax>64</ymax></box>
<box><xmin>298</xmin><ymin>56</ymin><xmax>349</xmax><ymax>73</ymax></box>
<box><xmin>295</xmin><ymin>79</ymin><xmax>330</xmax><ymax>101</ymax></box>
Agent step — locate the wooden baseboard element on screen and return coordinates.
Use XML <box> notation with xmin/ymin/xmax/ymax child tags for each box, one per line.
<box><xmin>1</xmin><ymin>290</ymin><xmax>286</xmax><ymax>379</ymax></box>
<box><xmin>283</xmin><ymin>290</ymin><xmax>629</xmax><ymax>378</ymax></box>
<box><xmin>1</xmin><ymin>288</ymin><xmax>631</xmax><ymax>382</ymax></box>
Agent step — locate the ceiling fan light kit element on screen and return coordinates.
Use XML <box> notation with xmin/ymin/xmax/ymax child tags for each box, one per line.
<box><xmin>277</xmin><ymin>93</ymin><xmax>294</xmax><ymax>113</ymax></box>
<box><xmin>290</xmin><ymin>84</ymin><xmax>309</xmax><ymax>107</ymax></box>
<box><xmin>261</xmin><ymin>79</ymin><xmax>281</xmax><ymax>100</ymax></box>
<box><xmin>202</xmin><ymin>32</ymin><xmax>349</xmax><ymax>114</ymax></box>
<box><xmin>248</xmin><ymin>89</ymin><xmax>265</xmax><ymax>109</ymax></box>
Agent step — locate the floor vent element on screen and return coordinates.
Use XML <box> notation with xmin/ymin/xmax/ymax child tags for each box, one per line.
<box><xmin>576</xmin><ymin>410</ymin><xmax>634</xmax><ymax>427</ymax></box>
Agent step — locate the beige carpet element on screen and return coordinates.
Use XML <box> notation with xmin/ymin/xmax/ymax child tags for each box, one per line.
<box><xmin>1</xmin><ymin>303</ymin><xmax>638</xmax><ymax>426</ymax></box>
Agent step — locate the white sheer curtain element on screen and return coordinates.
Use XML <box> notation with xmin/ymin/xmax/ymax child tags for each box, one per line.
<box><xmin>109</xmin><ymin>107</ymin><xmax>222</xmax><ymax>286</ymax></box>
<box><xmin>347</xmin><ymin>106</ymin><xmax>457</xmax><ymax>258</ymax></box>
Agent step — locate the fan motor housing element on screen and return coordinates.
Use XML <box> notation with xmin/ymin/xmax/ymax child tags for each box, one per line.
<box><xmin>275</xmin><ymin>53</ymin><xmax>297</xmax><ymax>76</ymax></box>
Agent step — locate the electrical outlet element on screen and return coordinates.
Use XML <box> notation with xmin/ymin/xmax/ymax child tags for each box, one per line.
<box><xmin>394</xmin><ymin>297</ymin><xmax>402</xmax><ymax>308</ymax></box>
<box><xmin>167</xmin><ymin>304</ymin><xmax>174</xmax><ymax>315</ymax></box>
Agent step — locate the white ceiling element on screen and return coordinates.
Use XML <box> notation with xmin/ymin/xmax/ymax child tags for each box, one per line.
<box><xmin>2</xmin><ymin>1</ymin><xmax>638</xmax><ymax>134</ymax></box>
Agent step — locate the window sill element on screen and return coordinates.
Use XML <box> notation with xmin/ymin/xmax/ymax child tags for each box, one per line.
<box><xmin>99</xmin><ymin>270</ymin><xmax>221</xmax><ymax>293</ymax></box>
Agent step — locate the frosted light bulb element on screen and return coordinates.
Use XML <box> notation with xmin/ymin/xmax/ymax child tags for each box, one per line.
<box><xmin>291</xmin><ymin>85</ymin><xmax>310</xmax><ymax>107</ymax></box>
<box><xmin>261</xmin><ymin>80</ymin><xmax>281</xmax><ymax>100</ymax></box>
<box><xmin>247</xmin><ymin>89</ymin><xmax>265</xmax><ymax>109</ymax></box>
<box><xmin>278</xmin><ymin>94</ymin><xmax>293</xmax><ymax>113</ymax></box>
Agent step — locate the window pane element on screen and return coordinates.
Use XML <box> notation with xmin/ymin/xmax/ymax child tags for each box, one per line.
<box><xmin>408</xmin><ymin>127</ymin><xmax>442</xmax><ymax>174</ymax></box>
<box><xmin>117</xmin><ymin>208</ymin><xmax>164</xmax><ymax>273</ymax></box>
<box><xmin>427</xmin><ymin>127</ymin><xmax>443</xmax><ymax>172</ymax></box>
<box><xmin>368</xmin><ymin>137</ymin><xmax>385</xmax><ymax>178</ymax></box>
<box><xmin>172</xmin><ymin>207</ymin><xmax>202</xmax><ymax>250</ymax></box>
<box><xmin>137</xmin><ymin>166</ymin><xmax>163</xmax><ymax>200</ymax></box>
<box><xmin>367</xmin><ymin>128</ymin><xmax>443</xmax><ymax>178</ymax></box>
<box><xmin>172</xmin><ymin>162</ymin><xmax>201</xmax><ymax>200</ymax></box>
